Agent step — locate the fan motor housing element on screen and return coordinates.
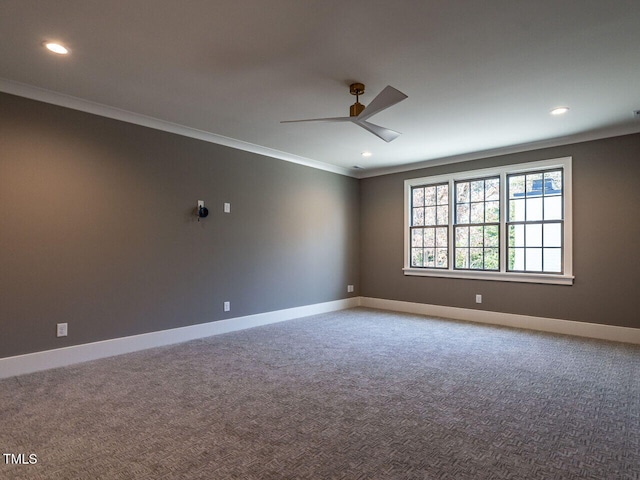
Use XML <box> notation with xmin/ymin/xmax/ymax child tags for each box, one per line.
<box><xmin>350</xmin><ymin>102</ymin><xmax>365</xmax><ymax>117</ymax></box>
<box><xmin>349</xmin><ymin>83</ymin><xmax>366</xmax><ymax>116</ymax></box>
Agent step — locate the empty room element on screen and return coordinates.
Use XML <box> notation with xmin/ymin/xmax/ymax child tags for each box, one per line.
<box><xmin>1</xmin><ymin>1</ymin><xmax>639</xmax><ymax>479</ymax></box>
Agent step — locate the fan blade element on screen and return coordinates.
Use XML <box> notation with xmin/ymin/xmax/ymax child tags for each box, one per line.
<box><xmin>355</xmin><ymin>120</ymin><xmax>401</xmax><ymax>143</ymax></box>
<box><xmin>280</xmin><ymin>116</ymin><xmax>352</xmax><ymax>123</ymax></box>
<box><xmin>357</xmin><ymin>85</ymin><xmax>407</xmax><ymax>122</ymax></box>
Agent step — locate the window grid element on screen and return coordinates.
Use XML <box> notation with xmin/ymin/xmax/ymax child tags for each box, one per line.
<box><xmin>410</xmin><ymin>182</ymin><xmax>449</xmax><ymax>269</ymax></box>
<box><xmin>506</xmin><ymin>169</ymin><xmax>564</xmax><ymax>273</ymax></box>
<box><xmin>454</xmin><ymin>176</ymin><xmax>500</xmax><ymax>271</ymax></box>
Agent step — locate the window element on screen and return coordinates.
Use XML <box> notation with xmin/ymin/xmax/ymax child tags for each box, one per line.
<box><xmin>404</xmin><ymin>157</ymin><xmax>573</xmax><ymax>285</ymax></box>
<box><xmin>410</xmin><ymin>183</ymin><xmax>449</xmax><ymax>268</ymax></box>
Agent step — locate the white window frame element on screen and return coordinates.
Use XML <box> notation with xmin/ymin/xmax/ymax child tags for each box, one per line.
<box><xmin>403</xmin><ymin>157</ymin><xmax>573</xmax><ymax>285</ymax></box>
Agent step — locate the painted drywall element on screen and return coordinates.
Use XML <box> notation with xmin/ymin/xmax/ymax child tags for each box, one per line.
<box><xmin>0</xmin><ymin>93</ymin><xmax>360</xmax><ymax>358</ymax></box>
<box><xmin>360</xmin><ymin>133</ymin><xmax>640</xmax><ymax>329</ymax></box>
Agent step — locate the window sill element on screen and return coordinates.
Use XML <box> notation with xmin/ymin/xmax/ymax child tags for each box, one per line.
<box><xmin>402</xmin><ymin>267</ymin><xmax>574</xmax><ymax>285</ymax></box>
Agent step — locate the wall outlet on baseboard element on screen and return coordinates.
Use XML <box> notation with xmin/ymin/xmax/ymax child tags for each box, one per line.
<box><xmin>347</xmin><ymin>285</ymin><xmax>354</xmax><ymax>293</ymax></box>
<box><xmin>57</xmin><ymin>323</ymin><xmax>68</xmax><ymax>337</ymax></box>
<box><xmin>475</xmin><ymin>294</ymin><xmax>482</xmax><ymax>304</ymax></box>
<box><xmin>223</xmin><ymin>301</ymin><xmax>231</xmax><ymax>312</ymax></box>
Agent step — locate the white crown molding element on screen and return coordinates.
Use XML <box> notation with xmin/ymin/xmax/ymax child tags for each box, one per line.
<box><xmin>360</xmin><ymin>297</ymin><xmax>640</xmax><ymax>344</ymax></box>
<box><xmin>0</xmin><ymin>78</ymin><xmax>356</xmax><ymax>178</ymax></box>
<box><xmin>0</xmin><ymin>298</ymin><xmax>360</xmax><ymax>379</ymax></box>
<box><xmin>356</xmin><ymin>125</ymin><xmax>640</xmax><ymax>179</ymax></box>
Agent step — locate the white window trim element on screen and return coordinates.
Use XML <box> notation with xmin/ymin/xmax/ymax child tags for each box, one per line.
<box><xmin>403</xmin><ymin>157</ymin><xmax>573</xmax><ymax>285</ymax></box>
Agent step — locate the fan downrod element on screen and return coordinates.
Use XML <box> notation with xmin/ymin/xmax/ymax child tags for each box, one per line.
<box><xmin>349</xmin><ymin>83</ymin><xmax>366</xmax><ymax>117</ymax></box>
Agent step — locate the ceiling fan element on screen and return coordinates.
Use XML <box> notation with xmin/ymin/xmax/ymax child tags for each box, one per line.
<box><xmin>281</xmin><ymin>83</ymin><xmax>408</xmax><ymax>142</ymax></box>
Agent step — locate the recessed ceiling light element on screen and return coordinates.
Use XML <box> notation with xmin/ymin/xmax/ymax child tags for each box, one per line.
<box><xmin>361</xmin><ymin>151</ymin><xmax>372</xmax><ymax>157</ymax></box>
<box><xmin>550</xmin><ymin>106</ymin><xmax>569</xmax><ymax>115</ymax></box>
<box><xmin>44</xmin><ymin>42</ymin><xmax>69</xmax><ymax>55</ymax></box>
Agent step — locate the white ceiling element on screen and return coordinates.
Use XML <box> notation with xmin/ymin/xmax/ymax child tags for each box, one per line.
<box><xmin>2</xmin><ymin>1</ymin><xmax>639</xmax><ymax>177</ymax></box>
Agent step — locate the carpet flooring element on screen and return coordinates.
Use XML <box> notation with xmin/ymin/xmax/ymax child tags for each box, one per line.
<box><xmin>1</xmin><ymin>307</ymin><xmax>638</xmax><ymax>479</ymax></box>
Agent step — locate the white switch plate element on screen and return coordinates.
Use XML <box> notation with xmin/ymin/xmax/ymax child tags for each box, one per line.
<box><xmin>198</xmin><ymin>200</ymin><xmax>204</xmax><ymax>208</ymax></box>
<box><xmin>57</xmin><ymin>323</ymin><xmax>68</xmax><ymax>337</ymax></box>
<box><xmin>223</xmin><ymin>301</ymin><xmax>231</xmax><ymax>312</ymax></box>
<box><xmin>475</xmin><ymin>294</ymin><xmax>482</xmax><ymax>304</ymax></box>
<box><xmin>347</xmin><ymin>285</ymin><xmax>354</xmax><ymax>293</ymax></box>
<box><xmin>223</xmin><ymin>202</ymin><xmax>231</xmax><ymax>213</ymax></box>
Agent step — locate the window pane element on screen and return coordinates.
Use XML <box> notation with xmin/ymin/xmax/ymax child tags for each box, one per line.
<box><xmin>525</xmin><ymin>248</ymin><xmax>542</xmax><ymax>271</ymax></box>
<box><xmin>470</xmin><ymin>203</ymin><xmax>484</xmax><ymax>223</ymax></box>
<box><xmin>455</xmin><ymin>226</ymin><xmax>469</xmax><ymax>247</ymax></box>
<box><xmin>509</xmin><ymin>175</ymin><xmax>525</xmax><ymax>198</ymax></box>
<box><xmin>437</xmin><ymin>184</ymin><xmax>449</xmax><ymax>205</ymax></box>
<box><xmin>525</xmin><ymin>223</ymin><xmax>542</xmax><ymax>247</ymax></box>
<box><xmin>485</xmin><ymin>178</ymin><xmax>500</xmax><ymax>201</ymax></box>
<box><xmin>526</xmin><ymin>173</ymin><xmax>543</xmax><ymax>196</ymax></box>
<box><xmin>455</xmin><ymin>248</ymin><xmax>469</xmax><ymax>268</ymax></box>
<box><xmin>425</xmin><ymin>186</ymin><xmax>436</xmax><ymax>206</ymax></box>
<box><xmin>470</xmin><ymin>181</ymin><xmax>484</xmax><ymax>202</ymax></box>
<box><xmin>509</xmin><ymin>247</ymin><xmax>525</xmax><ymax>270</ymax></box>
<box><xmin>470</xmin><ymin>248</ymin><xmax>483</xmax><ymax>269</ymax></box>
<box><xmin>543</xmin><ymin>223</ymin><xmax>562</xmax><ymax>247</ymax></box>
<box><xmin>436</xmin><ymin>205</ymin><xmax>448</xmax><ymax>225</ymax></box>
<box><xmin>412</xmin><ymin>188</ymin><xmax>424</xmax><ymax>207</ymax></box>
<box><xmin>470</xmin><ymin>226</ymin><xmax>483</xmax><ymax>247</ymax></box>
<box><xmin>509</xmin><ymin>224</ymin><xmax>524</xmax><ymax>247</ymax></box>
<box><xmin>425</xmin><ymin>248</ymin><xmax>435</xmax><ymax>267</ymax></box>
<box><xmin>411</xmin><ymin>248</ymin><xmax>424</xmax><ymax>267</ymax></box>
<box><xmin>456</xmin><ymin>203</ymin><xmax>469</xmax><ymax>224</ymax></box>
<box><xmin>544</xmin><ymin>170</ymin><xmax>562</xmax><ymax>195</ymax></box>
<box><xmin>543</xmin><ymin>248</ymin><xmax>562</xmax><ymax>272</ymax></box>
<box><xmin>412</xmin><ymin>208</ymin><xmax>424</xmax><ymax>226</ymax></box>
<box><xmin>526</xmin><ymin>197</ymin><xmax>543</xmax><ymax>221</ymax></box>
<box><xmin>485</xmin><ymin>201</ymin><xmax>499</xmax><ymax>223</ymax></box>
<box><xmin>484</xmin><ymin>248</ymin><xmax>499</xmax><ymax>270</ymax></box>
<box><xmin>424</xmin><ymin>228</ymin><xmax>435</xmax><ymax>247</ymax></box>
<box><xmin>436</xmin><ymin>227</ymin><xmax>448</xmax><ymax>247</ymax></box>
<box><xmin>544</xmin><ymin>196</ymin><xmax>562</xmax><ymax>220</ymax></box>
<box><xmin>456</xmin><ymin>182</ymin><xmax>469</xmax><ymax>203</ymax></box>
<box><xmin>509</xmin><ymin>199</ymin><xmax>525</xmax><ymax>221</ymax></box>
<box><xmin>425</xmin><ymin>206</ymin><xmax>436</xmax><ymax>225</ymax></box>
<box><xmin>411</xmin><ymin>229</ymin><xmax>423</xmax><ymax>247</ymax></box>
<box><xmin>436</xmin><ymin>248</ymin><xmax>448</xmax><ymax>268</ymax></box>
<box><xmin>485</xmin><ymin>225</ymin><xmax>499</xmax><ymax>247</ymax></box>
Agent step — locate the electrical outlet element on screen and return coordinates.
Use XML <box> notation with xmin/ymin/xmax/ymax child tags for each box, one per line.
<box><xmin>347</xmin><ymin>285</ymin><xmax>354</xmax><ymax>293</ymax></box>
<box><xmin>475</xmin><ymin>294</ymin><xmax>482</xmax><ymax>304</ymax></box>
<box><xmin>56</xmin><ymin>323</ymin><xmax>68</xmax><ymax>337</ymax></box>
<box><xmin>223</xmin><ymin>301</ymin><xmax>231</xmax><ymax>312</ymax></box>
<box><xmin>224</xmin><ymin>202</ymin><xmax>231</xmax><ymax>213</ymax></box>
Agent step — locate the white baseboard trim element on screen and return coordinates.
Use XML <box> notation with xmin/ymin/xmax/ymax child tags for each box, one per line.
<box><xmin>360</xmin><ymin>297</ymin><xmax>640</xmax><ymax>345</ymax></box>
<box><xmin>0</xmin><ymin>298</ymin><xmax>359</xmax><ymax>379</ymax></box>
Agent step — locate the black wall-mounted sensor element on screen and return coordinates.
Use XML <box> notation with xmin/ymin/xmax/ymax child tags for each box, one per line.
<box><xmin>198</xmin><ymin>205</ymin><xmax>209</xmax><ymax>218</ymax></box>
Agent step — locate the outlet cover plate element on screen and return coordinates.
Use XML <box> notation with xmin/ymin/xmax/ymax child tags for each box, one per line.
<box><xmin>57</xmin><ymin>323</ymin><xmax>68</xmax><ymax>337</ymax></box>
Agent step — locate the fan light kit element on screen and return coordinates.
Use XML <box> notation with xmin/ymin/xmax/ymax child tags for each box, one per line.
<box><xmin>281</xmin><ymin>83</ymin><xmax>407</xmax><ymax>142</ymax></box>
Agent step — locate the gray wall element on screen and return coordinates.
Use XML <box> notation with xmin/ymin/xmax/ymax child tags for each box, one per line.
<box><xmin>360</xmin><ymin>133</ymin><xmax>640</xmax><ymax>329</ymax></box>
<box><xmin>0</xmin><ymin>93</ymin><xmax>360</xmax><ymax>358</ymax></box>
<box><xmin>2</xmin><ymin>91</ymin><xmax>638</xmax><ymax>361</ymax></box>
